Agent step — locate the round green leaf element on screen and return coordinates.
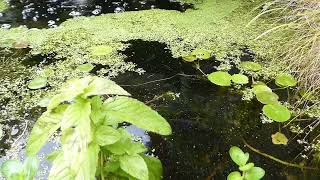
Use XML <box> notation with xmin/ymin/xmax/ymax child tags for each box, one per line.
<box><xmin>231</xmin><ymin>74</ymin><xmax>249</xmax><ymax>84</ymax></box>
<box><xmin>1</xmin><ymin>160</ymin><xmax>24</xmax><ymax>179</ymax></box>
<box><xmin>271</xmin><ymin>132</ymin><xmax>288</xmax><ymax>145</ymax></box>
<box><xmin>89</xmin><ymin>45</ymin><xmax>113</xmax><ymax>56</ymax></box>
<box><xmin>262</xmin><ymin>104</ymin><xmax>291</xmax><ymax>122</ymax></box>
<box><xmin>255</xmin><ymin>91</ymin><xmax>279</xmax><ymax>104</ymax></box>
<box><xmin>240</xmin><ymin>61</ymin><xmax>262</xmax><ymax>71</ymax></box>
<box><xmin>208</xmin><ymin>71</ymin><xmax>232</xmax><ymax>86</ymax></box>
<box><xmin>77</xmin><ymin>63</ymin><xmax>95</xmax><ymax>72</ymax></box>
<box><xmin>191</xmin><ymin>49</ymin><xmax>211</xmax><ymax>59</ymax></box>
<box><xmin>182</xmin><ymin>55</ymin><xmax>197</xmax><ymax>62</ymax></box>
<box><xmin>229</xmin><ymin>146</ymin><xmax>249</xmax><ymax>166</ymax></box>
<box><xmin>252</xmin><ymin>85</ymin><xmax>272</xmax><ymax>94</ymax></box>
<box><xmin>244</xmin><ymin>167</ymin><xmax>265</xmax><ymax>180</ymax></box>
<box><xmin>227</xmin><ymin>171</ymin><xmax>243</xmax><ymax>180</ymax></box>
<box><xmin>275</xmin><ymin>73</ymin><xmax>297</xmax><ymax>87</ymax></box>
<box><xmin>239</xmin><ymin>162</ymin><xmax>254</xmax><ymax>172</ymax></box>
<box><xmin>28</xmin><ymin>77</ymin><xmax>47</xmax><ymax>90</ymax></box>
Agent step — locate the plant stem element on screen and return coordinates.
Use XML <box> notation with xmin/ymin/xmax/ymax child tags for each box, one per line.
<box><xmin>100</xmin><ymin>153</ymin><xmax>105</xmax><ymax>180</ymax></box>
<box><xmin>242</xmin><ymin>139</ymin><xmax>318</xmax><ymax>170</ymax></box>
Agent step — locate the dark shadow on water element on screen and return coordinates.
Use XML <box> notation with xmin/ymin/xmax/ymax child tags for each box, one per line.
<box><xmin>0</xmin><ymin>0</ymin><xmax>193</xmax><ymax>28</ymax></box>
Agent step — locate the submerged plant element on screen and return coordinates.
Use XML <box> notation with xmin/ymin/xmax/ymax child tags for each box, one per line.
<box><xmin>4</xmin><ymin>76</ymin><xmax>172</xmax><ymax>179</ymax></box>
<box><xmin>228</xmin><ymin>146</ymin><xmax>265</xmax><ymax>180</ymax></box>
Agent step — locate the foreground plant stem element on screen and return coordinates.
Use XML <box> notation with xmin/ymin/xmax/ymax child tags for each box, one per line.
<box><xmin>242</xmin><ymin>139</ymin><xmax>318</xmax><ymax>170</ymax></box>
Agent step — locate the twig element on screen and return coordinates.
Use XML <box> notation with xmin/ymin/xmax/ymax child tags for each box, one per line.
<box><xmin>242</xmin><ymin>139</ymin><xmax>318</xmax><ymax>170</ymax></box>
<box><xmin>12</xmin><ymin>120</ymin><xmax>28</xmax><ymax>146</ymax></box>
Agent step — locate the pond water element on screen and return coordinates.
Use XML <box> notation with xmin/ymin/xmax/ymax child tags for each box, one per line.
<box><xmin>0</xmin><ymin>0</ymin><xmax>192</xmax><ymax>28</ymax></box>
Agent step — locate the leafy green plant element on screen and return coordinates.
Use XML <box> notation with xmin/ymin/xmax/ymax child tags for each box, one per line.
<box><xmin>231</xmin><ymin>74</ymin><xmax>249</xmax><ymax>85</ymax></box>
<box><xmin>5</xmin><ymin>76</ymin><xmax>172</xmax><ymax>180</ymax></box>
<box><xmin>1</xmin><ymin>156</ymin><xmax>39</xmax><ymax>180</ymax></box>
<box><xmin>275</xmin><ymin>73</ymin><xmax>297</xmax><ymax>87</ymax></box>
<box><xmin>228</xmin><ymin>146</ymin><xmax>265</xmax><ymax>180</ymax></box>
<box><xmin>208</xmin><ymin>71</ymin><xmax>249</xmax><ymax>86</ymax></box>
<box><xmin>262</xmin><ymin>103</ymin><xmax>291</xmax><ymax>122</ymax></box>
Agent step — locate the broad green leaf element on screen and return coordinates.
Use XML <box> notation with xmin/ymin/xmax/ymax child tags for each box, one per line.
<box><xmin>227</xmin><ymin>171</ymin><xmax>243</xmax><ymax>180</ymax></box>
<box><xmin>182</xmin><ymin>55</ymin><xmax>197</xmax><ymax>62</ymax></box>
<box><xmin>83</xmin><ymin>77</ymin><xmax>130</xmax><ymax>97</ymax></box>
<box><xmin>77</xmin><ymin>63</ymin><xmax>95</xmax><ymax>72</ymax></box>
<box><xmin>104</xmin><ymin>160</ymin><xmax>120</xmax><ymax>173</ymax></box>
<box><xmin>262</xmin><ymin>104</ymin><xmax>291</xmax><ymax>122</ymax></box>
<box><xmin>28</xmin><ymin>77</ymin><xmax>47</xmax><ymax>90</ymax></box>
<box><xmin>271</xmin><ymin>132</ymin><xmax>288</xmax><ymax>145</ymax></box>
<box><xmin>1</xmin><ymin>160</ymin><xmax>24</xmax><ymax>180</ymax></box>
<box><xmin>27</xmin><ymin>111</ymin><xmax>61</xmax><ymax>156</ymax></box>
<box><xmin>23</xmin><ymin>156</ymin><xmax>39</xmax><ymax>180</ymax></box>
<box><xmin>229</xmin><ymin>146</ymin><xmax>249</xmax><ymax>166</ymax></box>
<box><xmin>244</xmin><ymin>167</ymin><xmax>265</xmax><ymax>180</ymax></box>
<box><xmin>208</xmin><ymin>71</ymin><xmax>232</xmax><ymax>86</ymax></box>
<box><xmin>47</xmin><ymin>76</ymin><xmax>92</xmax><ymax>110</ymax></box>
<box><xmin>103</xmin><ymin>97</ymin><xmax>172</xmax><ymax>135</ymax></box>
<box><xmin>95</xmin><ymin>125</ymin><xmax>121</xmax><ymax>146</ymax></box>
<box><xmin>106</xmin><ymin>129</ymin><xmax>147</xmax><ymax>155</ymax></box>
<box><xmin>239</xmin><ymin>162</ymin><xmax>254</xmax><ymax>172</ymax></box>
<box><xmin>49</xmin><ymin>152</ymin><xmax>74</xmax><ymax>180</ymax></box>
<box><xmin>61</xmin><ymin>100</ymin><xmax>91</xmax><ymax>131</ymax></box>
<box><xmin>275</xmin><ymin>73</ymin><xmax>297</xmax><ymax>87</ymax></box>
<box><xmin>141</xmin><ymin>155</ymin><xmax>163</xmax><ymax>180</ymax></box>
<box><xmin>231</xmin><ymin>74</ymin><xmax>249</xmax><ymax>84</ymax></box>
<box><xmin>119</xmin><ymin>154</ymin><xmax>148</xmax><ymax>180</ymax></box>
<box><xmin>252</xmin><ymin>85</ymin><xmax>272</xmax><ymax>94</ymax></box>
<box><xmin>46</xmin><ymin>151</ymin><xmax>61</xmax><ymax>162</ymax></box>
<box><xmin>90</xmin><ymin>96</ymin><xmax>104</xmax><ymax>124</ymax></box>
<box><xmin>75</xmin><ymin>143</ymin><xmax>100</xmax><ymax>180</ymax></box>
<box><xmin>89</xmin><ymin>45</ymin><xmax>113</xmax><ymax>56</ymax></box>
<box><xmin>190</xmin><ymin>49</ymin><xmax>211</xmax><ymax>59</ymax></box>
<box><xmin>240</xmin><ymin>61</ymin><xmax>262</xmax><ymax>71</ymax></box>
<box><xmin>255</xmin><ymin>91</ymin><xmax>279</xmax><ymax>104</ymax></box>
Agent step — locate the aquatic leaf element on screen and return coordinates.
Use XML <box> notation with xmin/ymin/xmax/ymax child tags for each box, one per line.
<box><xmin>244</xmin><ymin>167</ymin><xmax>265</xmax><ymax>180</ymax></box>
<box><xmin>182</xmin><ymin>55</ymin><xmax>197</xmax><ymax>62</ymax></box>
<box><xmin>94</xmin><ymin>125</ymin><xmax>121</xmax><ymax>146</ymax></box>
<box><xmin>271</xmin><ymin>132</ymin><xmax>288</xmax><ymax>145</ymax></box>
<box><xmin>142</xmin><ymin>155</ymin><xmax>163</xmax><ymax>180</ymax></box>
<box><xmin>255</xmin><ymin>91</ymin><xmax>279</xmax><ymax>104</ymax></box>
<box><xmin>191</xmin><ymin>49</ymin><xmax>211</xmax><ymax>59</ymax></box>
<box><xmin>23</xmin><ymin>156</ymin><xmax>39</xmax><ymax>180</ymax></box>
<box><xmin>119</xmin><ymin>154</ymin><xmax>148</xmax><ymax>180</ymax></box>
<box><xmin>27</xmin><ymin>77</ymin><xmax>47</xmax><ymax>90</ymax></box>
<box><xmin>208</xmin><ymin>71</ymin><xmax>232</xmax><ymax>86</ymax></box>
<box><xmin>77</xmin><ymin>63</ymin><xmax>95</xmax><ymax>72</ymax></box>
<box><xmin>275</xmin><ymin>73</ymin><xmax>297</xmax><ymax>87</ymax></box>
<box><xmin>89</xmin><ymin>45</ymin><xmax>113</xmax><ymax>56</ymax></box>
<box><xmin>229</xmin><ymin>146</ymin><xmax>249</xmax><ymax>166</ymax></box>
<box><xmin>1</xmin><ymin>160</ymin><xmax>24</xmax><ymax>180</ymax></box>
<box><xmin>252</xmin><ymin>81</ymin><xmax>266</xmax><ymax>87</ymax></box>
<box><xmin>240</xmin><ymin>61</ymin><xmax>262</xmax><ymax>71</ymax></box>
<box><xmin>262</xmin><ymin>104</ymin><xmax>291</xmax><ymax>122</ymax></box>
<box><xmin>231</xmin><ymin>74</ymin><xmax>249</xmax><ymax>84</ymax></box>
<box><xmin>27</xmin><ymin>111</ymin><xmax>62</xmax><ymax>156</ymax></box>
<box><xmin>83</xmin><ymin>77</ymin><xmax>130</xmax><ymax>97</ymax></box>
<box><xmin>252</xmin><ymin>85</ymin><xmax>272</xmax><ymax>94</ymax></box>
<box><xmin>227</xmin><ymin>171</ymin><xmax>242</xmax><ymax>180</ymax></box>
<box><xmin>239</xmin><ymin>162</ymin><xmax>254</xmax><ymax>172</ymax></box>
<box><xmin>103</xmin><ymin>97</ymin><xmax>172</xmax><ymax>135</ymax></box>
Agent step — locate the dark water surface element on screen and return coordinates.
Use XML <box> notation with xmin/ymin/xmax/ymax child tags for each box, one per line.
<box><xmin>0</xmin><ymin>0</ymin><xmax>192</xmax><ymax>28</ymax></box>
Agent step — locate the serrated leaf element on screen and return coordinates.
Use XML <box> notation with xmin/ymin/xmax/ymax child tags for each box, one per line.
<box><xmin>231</xmin><ymin>74</ymin><xmax>249</xmax><ymax>84</ymax></box>
<box><xmin>208</xmin><ymin>71</ymin><xmax>232</xmax><ymax>86</ymax></box>
<box><xmin>227</xmin><ymin>171</ymin><xmax>242</xmax><ymax>180</ymax></box>
<box><xmin>28</xmin><ymin>77</ymin><xmax>47</xmax><ymax>90</ymax></box>
<box><xmin>244</xmin><ymin>167</ymin><xmax>265</xmax><ymax>180</ymax></box>
<box><xmin>1</xmin><ymin>160</ymin><xmax>24</xmax><ymax>180</ymax></box>
<box><xmin>103</xmin><ymin>97</ymin><xmax>171</xmax><ymax>135</ymax></box>
<box><xmin>95</xmin><ymin>125</ymin><xmax>121</xmax><ymax>146</ymax></box>
<box><xmin>83</xmin><ymin>77</ymin><xmax>130</xmax><ymax>97</ymax></box>
<box><xmin>271</xmin><ymin>132</ymin><xmax>288</xmax><ymax>145</ymax></box>
<box><xmin>262</xmin><ymin>104</ymin><xmax>291</xmax><ymax>122</ymax></box>
<box><xmin>229</xmin><ymin>146</ymin><xmax>249</xmax><ymax>166</ymax></box>
<box><xmin>255</xmin><ymin>91</ymin><xmax>279</xmax><ymax>104</ymax></box>
<box><xmin>119</xmin><ymin>154</ymin><xmax>148</xmax><ymax>180</ymax></box>
<box><xmin>141</xmin><ymin>155</ymin><xmax>163</xmax><ymax>180</ymax></box>
<box><xmin>27</xmin><ymin>111</ymin><xmax>62</xmax><ymax>156</ymax></box>
<box><xmin>23</xmin><ymin>156</ymin><xmax>39</xmax><ymax>180</ymax></box>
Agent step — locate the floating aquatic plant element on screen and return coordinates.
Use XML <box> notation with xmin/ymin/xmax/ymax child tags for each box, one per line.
<box><xmin>252</xmin><ymin>85</ymin><xmax>272</xmax><ymax>94</ymax></box>
<box><xmin>262</xmin><ymin>103</ymin><xmax>291</xmax><ymax>122</ymax></box>
<box><xmin>275</xmin><ymin>73</ymin><xmax>297</xmax><ymax>87</ymax></box>
<box><xmin>208</xmin><ymin>71</ymin><xmax>232</xmax><ymax>86</ymax></box>
<box><xmin>228</xmin><ymin>146</ymin><xmax>265</xmax><ymax>180</ymax></box>
<box><xmin>27</xmin><ymin>77</ymin><xmax>48</xmax><ymax>90</ymax></box>
<box><xmin>240</xmin><ymin>61</ymin><xmax>262</xmax><ymax>72</ymax></box>
<box><xmin>182</xmin><ymin>49</ymin><xmax>210</xmax><ymax>62</ymax></box>
<box><xmin>89</xmin><ymin>45</ymin><xmax>113</xmax><ymax>56</ymax></box>
<box><xmin>231</xmin><ymin>74</ymin><xmax>249</xmax><ymax>84</ymax></box>
<box><xmin>255</xmin><ymin>91</ymin><xmax>279</xmax><ymax>104</ymax></box>
<box><xmin>77</xmin><ymin>63</ymin><xmax>95</xmax><ymax>72</ymax></box>
<box><xmin>271</xmin><ymin>132</ymin><xmax>288</xmax><ymax>145</ymax></box>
